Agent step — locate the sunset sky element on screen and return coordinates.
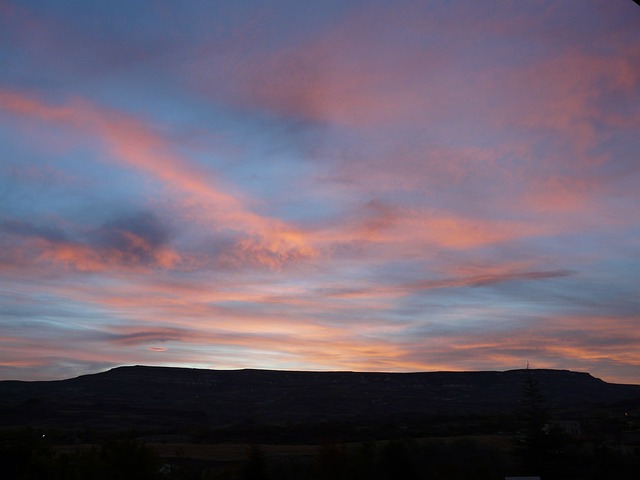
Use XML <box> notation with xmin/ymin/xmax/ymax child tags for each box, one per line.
<box><xmin>1</xmin><ymin>1</ymin><xmax>639</xmax><ymax>384</ymax></box>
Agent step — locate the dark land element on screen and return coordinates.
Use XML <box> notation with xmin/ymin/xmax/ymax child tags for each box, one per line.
<box><xmin>2</xmin><ymin>366</ymin><xmax>639</xmax><ymax>479</ymax></box>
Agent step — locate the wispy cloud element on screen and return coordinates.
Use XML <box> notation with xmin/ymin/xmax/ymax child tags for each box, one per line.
<box><xmin>0</xmin><ymin>89</ymin><xmax>316</xmax><ymax>270</ymax></box>
<box><xmin>1</xmin><ymin>0</ymin><xmax>639</xmax><ymax>384</ymax></box>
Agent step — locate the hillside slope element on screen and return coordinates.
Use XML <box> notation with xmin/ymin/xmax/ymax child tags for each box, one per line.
<box><xmin>1</xmin><ymin>366</ymin><xmax>638</xmax><ymax>431</ymax></box>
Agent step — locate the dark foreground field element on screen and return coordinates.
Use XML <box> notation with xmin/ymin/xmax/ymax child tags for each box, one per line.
<box><xmin>3</xmin><ymin>430</ymin><xmax>640</xmax><ymax>480</ymax></box>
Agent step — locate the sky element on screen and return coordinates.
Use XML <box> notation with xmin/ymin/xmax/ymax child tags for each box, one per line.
<box><xmin>1</xmin><ymin>0</ymin><xmax>639</xmax><ymax>384</ymax></box>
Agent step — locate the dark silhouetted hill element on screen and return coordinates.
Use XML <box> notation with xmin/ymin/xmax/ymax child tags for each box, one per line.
<box><xmin>1</xmin><ymin>366</ymin><xmax>639</xmax><ymax>432</ymax></box>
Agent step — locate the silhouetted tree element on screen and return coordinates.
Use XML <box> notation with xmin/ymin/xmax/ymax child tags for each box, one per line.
<box><xmin>520</xmin><ymin>369</ymin><xmax>549</xmax><ymax>459</ymax></box>
<box><xmin>515</xmin><ymin>367</ymin><xmax>567</xmax><ymax>479</ymax></box>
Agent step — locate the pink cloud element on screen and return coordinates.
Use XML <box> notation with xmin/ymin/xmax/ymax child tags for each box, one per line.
<box><xmin>0</xmin><ymin>89</ymin><xmax>317</xmax><ymax>270</ymax></box>
<box><xmin>0</xmin><ymin>225</ymin><xmax>182</xmax><ymax>273</ymax></box>
<box><xmin>180</xmin><ymin>4</ymin><xmax>640</xmax><ymax>229</ymax></box>
<box><xmin>2</xmin><ymin>2</ymin><xmax>638</xmax><ymax>384</ymax></box>
<box><xmin>320</xmin><ymin>203</ymin><xmax>551</xmax><ymax>257</ymax></box>
<box><xmin>1</xmin><ymin>89</ymin><xmax>578</xmax><ymax>276</ymax></box>
<box><xmin>494</xmin><ymin>47</ymin><xmax>640</xmax><ymax>158</ymax></box>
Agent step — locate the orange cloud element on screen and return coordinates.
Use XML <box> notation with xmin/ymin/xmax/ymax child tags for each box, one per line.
<box><xmin>395</xmin><ymin>314</ymin><xmax>640</xmax><ymax>383</ymax></box>
<box><xmin>0</xmin><ymin>89</ymin><xmax>316</xmax><ymax>270</ymax></box>
<box><xmin>0</xmin><ymin>231</ymin><xmax>182</xmax><ymax>273</ymax></box>
<box><xmin>327</xmin><ymin>204</ymin><xmax>549</xmax><ymax>256</ymax></box>
<box><xmin>495</xmin><ymin>45</ymin><xmax>640</xmax><ymax>157</ymax></box>
<box><xmin>0</xmin><ymin>89</ymin><xmax>567</xmax><ymax>276</ymax></box>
